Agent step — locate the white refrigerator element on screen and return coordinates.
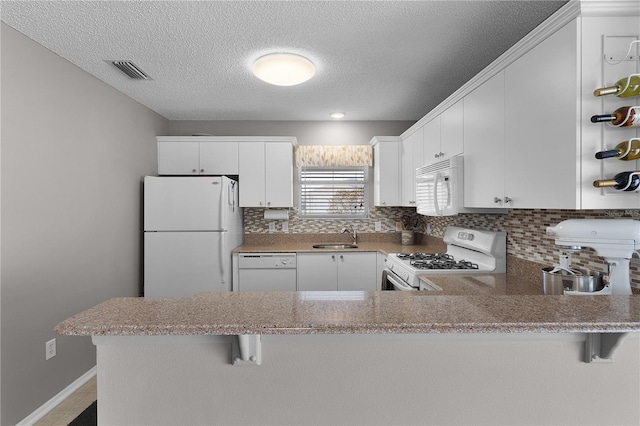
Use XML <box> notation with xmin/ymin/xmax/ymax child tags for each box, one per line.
<box><xmin>143</xmin><ymin>176</ymin><xmax>243</xmax><ymax>297</ymax></box>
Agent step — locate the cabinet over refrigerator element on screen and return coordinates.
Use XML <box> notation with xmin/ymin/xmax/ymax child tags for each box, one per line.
<box><xmin>143</xmin><ymin>176</ymin><xmax>243</xmax><ymax>297</ymax></box>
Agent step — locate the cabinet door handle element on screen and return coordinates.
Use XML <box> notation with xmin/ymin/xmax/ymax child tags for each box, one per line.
<box><xmin>494</xmin><ymin>197</ymin><xmax>502</xmax><ymax>204</ymax></box>
<box><xmin>259</xmin><ymin>201</ymin><xmax>263</xmax><ymax>206</ymax></box>
<box><xmin>340</xmin><ymin>255</ymin><xmax>344</xmax><ymax>260</ymax></box>
<box><xmin>192</xmin><ymin>169</ymin><xmax>197</xmax><ymax>173</ymax></box>
<box><xmin>331</xmin><ymin>255</ymin><xmax>335</xmax><ymax>260</ymax></box>
<box><xmin>267</xmin><ymin>201</ymin><xmax>271</xmax><ymax>206</ymax></box>
<box><xmin>200</xmin><ymin>169</ymin><xmax>204</xmax><ymax>173</ymax></box>
<box><xmin>504</xmin><ymin>197</ymin><xmax>512</xmax><ymax>204</ymax></box>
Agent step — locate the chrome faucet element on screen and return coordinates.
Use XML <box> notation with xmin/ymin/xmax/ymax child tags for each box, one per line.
<box><xmin>342</xmin><ymin>226</ymin><xmax>357</xmax><ymax>244</ymax></box>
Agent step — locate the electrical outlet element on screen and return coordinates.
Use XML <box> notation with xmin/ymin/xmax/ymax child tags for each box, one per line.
<box><xmin>426</xmin><ymin>224</ymin><xmax>431</xmax><ymax>234</ymax></box>
<box><xmin>282</xmin><ymin>221</ymin><xmax>289</xmax><ymax>232</ymax></box>
<box><xmin>46</xmin><ymin>338</ymin><xmax>56</xmax><ymax>360</ymax></box>
<box><xmin>374</xmin><ymin>221</ymin><xmax>381</xmax><ymax>231</ymax></box>
<box><xmin>268</xmin><ymin>222</ymin><xmax>276</xmax><ymax>233</ymax></box>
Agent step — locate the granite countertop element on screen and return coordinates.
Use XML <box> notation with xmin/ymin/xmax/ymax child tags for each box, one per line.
<box><xmin>55</xmin><ymin>290</ymin><xmax>640</xmax><ymax>337</ymax></box>
<box><xmin>55</xmin><ymin>235</ymin><xmax>640</xmax><ymax>338</ymax></box>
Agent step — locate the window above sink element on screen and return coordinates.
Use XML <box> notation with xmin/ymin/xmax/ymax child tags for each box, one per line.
<box><xmin>299</xmin><ymin>166</ymin><xmax>369</xmax><ymax>219</ymax></box>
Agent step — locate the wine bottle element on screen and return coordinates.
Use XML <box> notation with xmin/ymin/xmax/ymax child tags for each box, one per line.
<box><xmin>593</xmin><ymin>171</ymin><xmax>640</xmax><ymax>191</ymax></box>
<box><xmin>594</xmin><ymin>75</ymin><xmax>640</xmax><ymax>98</ymax></box>
<box><xmin>595</xmin><ymin>139</ymin><xmax>640</xmax><ymax>161</ymax></box>
<box><xmin>591</xmin><ymin>106</ymin><xmax>640</xmax><ymax>127</ymax></box>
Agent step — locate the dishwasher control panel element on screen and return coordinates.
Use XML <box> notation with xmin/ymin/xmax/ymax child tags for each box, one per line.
<box><xmin>238</xmin><ymin>253</ymin><xmax>297</xmax><ymax>268</ymax></box>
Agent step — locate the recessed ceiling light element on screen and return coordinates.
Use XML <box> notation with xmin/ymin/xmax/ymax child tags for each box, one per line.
<box><xmin>330</xmin><ymin>112</ymin><xmax>345</xmax><ymax>119</ymax></box>
<box><xmin>252</xmin><ymin>53</ymin><xmax>315</xmax><ymax>86</ymax></box>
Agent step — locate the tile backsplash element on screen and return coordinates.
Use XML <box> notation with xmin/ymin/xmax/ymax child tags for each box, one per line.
<box><xmin>244</xmin><ymin>207</ymin><xmax>640</xmax><ymax>287</ymax></box>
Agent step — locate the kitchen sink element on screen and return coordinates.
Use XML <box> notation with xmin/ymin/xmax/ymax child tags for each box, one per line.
<box><xmin>312</xmin><ymin>244</ymin><xmax>358</xmax><ymax>249</ymax></box>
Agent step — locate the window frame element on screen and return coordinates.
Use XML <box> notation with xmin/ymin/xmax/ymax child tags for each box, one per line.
<box><xmin>298</xmin><ymin>166</ymin><xmax>369</xmax><ymax>220</ymax></box>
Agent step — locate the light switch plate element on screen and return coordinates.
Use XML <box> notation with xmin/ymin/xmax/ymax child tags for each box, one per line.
<box><xmin>46</xmin><ymin>338</ymin><xmax>56</xmax><ymax>360</ymax></box>
<box><xmin>268</xmin><ymin>222</ymin><xmax>276</xmax><ymax>233</ymax></box>
<box><xmin>282</xmin><ymin>221</ymin><xmax>289</xmax><ymax>232</ymax></box>
<box><xmin>374</xmin><ymin>221</ymin><xmax>381</xmax><ymax>231</ymax></box>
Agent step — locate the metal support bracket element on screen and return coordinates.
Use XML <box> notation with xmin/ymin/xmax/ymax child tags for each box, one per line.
<box><xmin>232</xmin><ymin>334</ymin><xmax>262</xmax><ymax>366</ymax></box>
<box><xmin>584</xmin><ymin>333</ymin><xmax>627</xmax><ymax>363</ymax></box>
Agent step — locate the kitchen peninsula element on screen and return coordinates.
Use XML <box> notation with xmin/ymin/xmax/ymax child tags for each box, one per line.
<box><xmin>57</xmin><ymin>289</ymin><xmax>640</xmax><ymax>425</ymax></box>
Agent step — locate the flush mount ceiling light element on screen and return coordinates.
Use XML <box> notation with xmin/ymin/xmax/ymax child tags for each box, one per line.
<box><xmin>330</xmin><ymin>112</ymin><xmax>345</xmax><ymax>119</ymax></box>
<box><xmin>252</xmin><ymin>53</ymin><xmax>315</xmax><ymax>86</ymax></box>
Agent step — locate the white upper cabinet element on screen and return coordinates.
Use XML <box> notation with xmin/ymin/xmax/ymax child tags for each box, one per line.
<box><xmin>238</xmin><ymin>141</ymin><xmax>265</xmax><ymax>207</ymax></box>
<box><xmin>421</xmin><ymin>117</ymin><xmax>441</xmax><ymax>165</ymax></box>
<box><xmin>503</xmin><ymin>20</ymin><xmax>579</xmax><ymax>209</ymax></box>
<box><xmin>438</xmin><ymin>99</ymin><xmax>464</xmax><ymax>160</ymax></box>
<box><xmin>400</xmin><ymin>127</ymin><xmax>423</xmax><ymax>206</ymax></box>
<box><xmin>422</xmin><ymin>101</ymin><xmax>463</xmax><ymax>164</ymax></box>
<box><xmin>429</xmin><ymin>2</ymin><xmax>639</xmax><ymax>210</ymax></box>
<box><xmin>466</xmin><ymin>23</ymin><xmax>578</xmax><ymax>209</ymax></box>
<box><xmin>199</xmin><ymin>142</ymin><xmax>239</xmax><ymax>175</ymax></box>
<box><xmin>158</xmin><ymin>136</ymin><xmax>296</xmax><ymax>208</ymax></box>
<box><xmin>463</xmin><ymin>71</ymin><xmax>506</xmax><ymax>208</ymax></box>
<box><xmin>157</xmin><ymin>137</ymin><xmax>238</xmax><ymax>175</ymax></box>
<box><xmin>370</xmin><ymin>136</ymin><xmax>401</xmax><ymax>206</ymax></box>
<box><xmin>265</xmin><ymin>142</ymin><xmax>294</xmax><ymax>207</ymax></box>
<box><xmin>157</xmin><ymin>140</ymin><xmax>200</xmax><ymax>175</ymax></box>
<box><xmin>238</xmin><ymin>139</ymin><xmax>295</xmax><ymax>208</ymax></box>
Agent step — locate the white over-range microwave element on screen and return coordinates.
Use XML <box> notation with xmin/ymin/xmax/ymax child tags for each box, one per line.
<box><xmin>416</xmin><ymin>155</ymin><xmax>504</xmax><ymax>216</ymax></box>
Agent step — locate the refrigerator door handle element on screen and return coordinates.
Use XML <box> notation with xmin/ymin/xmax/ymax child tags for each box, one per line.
<box><xmin>219</xmin><ymin>179</ymin><xmax>225</xmax><ymax>231</ymax></box>
<box><xmin>220</xmin><ymin>232</ymin><xmax>227</xmax><ymax>285</ymax></box>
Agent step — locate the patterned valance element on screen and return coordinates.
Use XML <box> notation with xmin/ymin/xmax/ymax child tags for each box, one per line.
<box><xmin>294</xmin><ymin>145</ymin><xmax>373</xmax><ymax>167</ymax></box>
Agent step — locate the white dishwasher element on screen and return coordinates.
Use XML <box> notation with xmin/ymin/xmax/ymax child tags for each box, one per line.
<box><xmin>237</xmin><ymin>253</ymin><xmax>297</xmax><ymax>291</ymax></box>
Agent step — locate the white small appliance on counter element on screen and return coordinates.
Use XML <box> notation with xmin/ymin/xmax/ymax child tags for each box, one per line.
<box><xmin>143</xmin><ymin>176</ymin><xmax>243</xmax><ymax>297</ymax></box>
<box><xmin>546</xmin><ymin>219</ymin><xmax>640</xmax><ymax>295</ymax></box>
<box><xmin>383</xmin><ymin>226</ymin><xmax>507</xmax><ymax>291</ymax></box>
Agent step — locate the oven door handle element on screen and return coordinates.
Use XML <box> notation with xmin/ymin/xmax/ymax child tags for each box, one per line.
<box><xmin>384</xmin><ymin>269</ymin><xmax>415</xmax><ymax>291</ymax></box>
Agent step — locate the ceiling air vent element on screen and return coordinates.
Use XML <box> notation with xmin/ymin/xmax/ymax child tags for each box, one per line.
<box><xmin>110</xmin><ymin>60</ymin><xmax>152</xmax><ymax>80</ymax></box>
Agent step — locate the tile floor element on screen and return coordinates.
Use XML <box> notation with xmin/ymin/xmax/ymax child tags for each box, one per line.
<box><xmin>34</xmin><ymin>376</ymin><xmax>97</xmax><ymax>426</ymax></box>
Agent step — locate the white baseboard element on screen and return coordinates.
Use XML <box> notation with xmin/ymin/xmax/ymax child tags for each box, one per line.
<box><xmin>17</xmin><ymin>366</ymin><xmax>96</xmax><ymax>426</ymax></box>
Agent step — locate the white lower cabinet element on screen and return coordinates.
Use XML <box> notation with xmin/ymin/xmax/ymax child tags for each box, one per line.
<box><xmin>297</xmin><ymin>252</ymin><xmax>377</xmax><ymax>291</ymax></box>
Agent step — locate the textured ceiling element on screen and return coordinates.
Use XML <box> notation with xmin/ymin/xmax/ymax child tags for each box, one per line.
<box><xmin>1</xmin><ymin>1</ymin><xmax>567</xmax><ymax>121</ymax></box>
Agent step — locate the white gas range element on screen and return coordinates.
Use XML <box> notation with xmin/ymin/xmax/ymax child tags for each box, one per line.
<box><xmin>383</xmin><ymin>226</ymin><xmax>507</xmax><ymax>291</ymax></box>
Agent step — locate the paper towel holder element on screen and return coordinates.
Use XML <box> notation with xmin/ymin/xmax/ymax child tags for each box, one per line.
<box><xmin>264</xmin><ymin>209</ymin><xmax>290</xmax><ymax>220</ymax></box>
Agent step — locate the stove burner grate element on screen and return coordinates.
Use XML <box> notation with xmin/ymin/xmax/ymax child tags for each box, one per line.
<box><xmin>396</xmin><ymin>252</ymin><xmax>480</xmax><ymax>271</ymax></box>
<box><xmin>396</xmin><ymin>252</ymin><xmax>453</xmax><ymax>261</ymax></box>
<box><xmin>409</xmin><ymin>258</ymin><xmax>479</xmax><ymax>270</ymax></box>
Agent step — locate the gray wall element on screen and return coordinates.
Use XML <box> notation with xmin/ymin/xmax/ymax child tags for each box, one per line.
<box><xmin>0</xmin><ymin>23</ymin><xmax>169</xmax><ymax>425</ymax></box>
<box><xmin>0</xmin><ymin>25</ymin><xmax>411</xmax><ymax>424</ymax></box>
<box><xmin>169</xmin><ymin>120</ymin><xmax>414</xmax><ymax>145</ymax></box>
